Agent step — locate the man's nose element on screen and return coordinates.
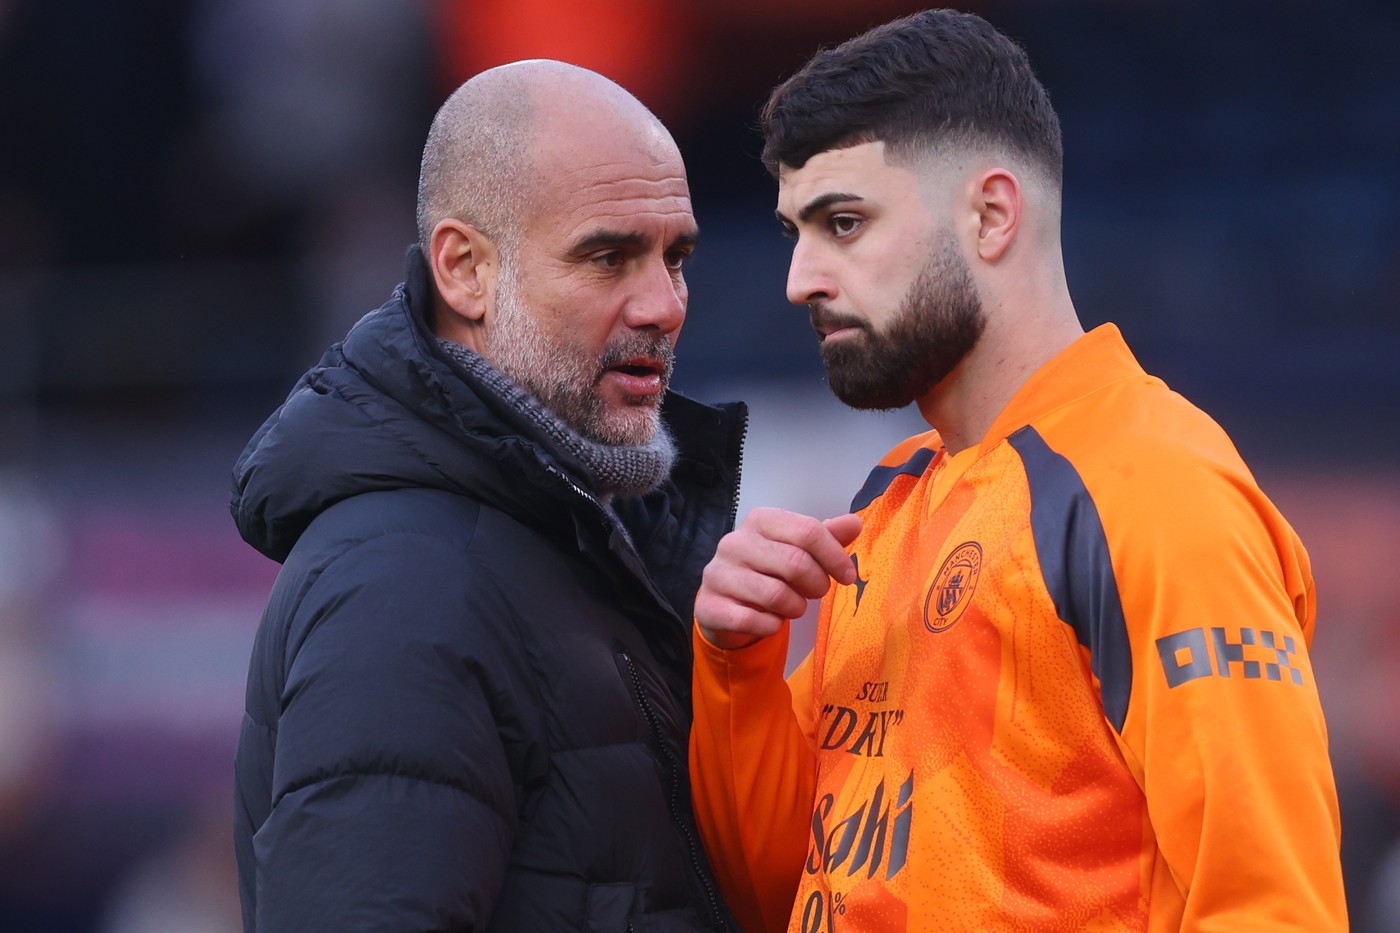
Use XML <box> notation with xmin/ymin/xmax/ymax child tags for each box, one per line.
<box><xmin>623</xmin><ymin>260</ymin><xmax>687</xmax><ymax>333</ymax></box>
<box><xmin>786</xmin><ymin>240</ymin><xmax>834</xmax><ymax>306</ymax></box>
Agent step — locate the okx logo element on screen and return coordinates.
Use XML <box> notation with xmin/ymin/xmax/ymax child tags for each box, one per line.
<box><xmin>1155</xmin><ymin>626</ymin><xmax>1305</xmax><ymax>688</ymax></box>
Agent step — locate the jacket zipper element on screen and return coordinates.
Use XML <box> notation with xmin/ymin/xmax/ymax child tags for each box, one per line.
<box><xmin>546</xmin><ymin>465</ymin><xmax>689</xmax><ymax>652</ymax></box>
<box><xmin>726</xmin><ymin>412</ymin><xmax>748</xmax><ymax>532</ymax></box>
<box><xmin>620</xmin><ymin>650</ymin><xmax>728</xmax><ymax>931</ymax></box>
<box><xmin>546</xmin><ymin>465</ymin><xmax>612</xmax><ymax>531</ymax></box>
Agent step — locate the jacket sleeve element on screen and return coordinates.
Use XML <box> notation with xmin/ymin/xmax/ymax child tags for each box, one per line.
<box><xmin>254</xmin><ymin>533</ymin><xmax>520</xmax><ymax>931</ymax></box>
<box><xmin>689</xmin><ymin>620</ymin><xmax>818</xmax><ymax>933</ymax></box>
<box><xmin>1098</xmin><ymin>450</ymin><xmax>1348</xmax><ymax>929</ymax></box>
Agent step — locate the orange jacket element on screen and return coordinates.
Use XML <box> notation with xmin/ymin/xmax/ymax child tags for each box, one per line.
<box><xmin>691</xmin><ymin>324</ymin><xmax>1346</xmax><ymax>932</ymax></box>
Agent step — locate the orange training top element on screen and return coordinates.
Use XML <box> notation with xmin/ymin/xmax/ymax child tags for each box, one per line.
<box><xmin>690</xmin><ymin>324</ymin><xmax>1346</xmax><ymax>933</ymax></box>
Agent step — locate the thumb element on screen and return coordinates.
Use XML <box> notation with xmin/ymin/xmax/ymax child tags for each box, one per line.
<box><xmin>823</xmin><ymin>512</ymin><xmax>863</xmax><ymax>548</ymax></box>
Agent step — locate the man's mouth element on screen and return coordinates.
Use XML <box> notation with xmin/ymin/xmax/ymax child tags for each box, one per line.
<box><xmin>602</xmin><ymin>355</ymin><xmax>668</xmax><ymax>398</ymax></box>
<box><xmin>810</xmin><ymin>306</ymin><xmax>868</xmax><ymax>342</ymax></box>
<box><xmin>816</xmin><ymin>323</ymin><xmax>863</xmax><ymax>341</ymax></box>
<box><xmin>598</xmin><ymin>334</ymin><xmax>675</xmax><ymax>400</ymax></box>
<box><xmin>609</xmin><ymin>358</ymin><xmax>662</xmax><ymax>378</ymax></box>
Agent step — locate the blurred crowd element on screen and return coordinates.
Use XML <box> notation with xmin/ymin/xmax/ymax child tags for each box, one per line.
<box><xmin>0</xmin><ymin>1</ymin><xmax>1397</xmax><ymax>929</ymax></box>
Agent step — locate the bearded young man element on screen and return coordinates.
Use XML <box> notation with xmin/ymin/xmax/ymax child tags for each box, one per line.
<box><xmin>688</xmin><ymin>10</ymin><xmax>1347</xmax><ymax>932</ymax></box>
<box><xmin>230</xmin><ymin>61</ymin><xmax>743</xmax><ymax>932</ymax></box>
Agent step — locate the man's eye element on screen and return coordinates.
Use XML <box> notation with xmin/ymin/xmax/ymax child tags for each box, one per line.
<box><xmin>593</xmin><ymin>251</ymin><xmax>625</xmax><ymax>268</ymax></box>
<box><xmin>831</xmin><ymin>215</ymin><xmax>862</xmax><ymax>236</ymax></box>
<box><xmin>665</xmin><ymin>249</ymin><xmax>693</xmax><ymax>271</ymax></box>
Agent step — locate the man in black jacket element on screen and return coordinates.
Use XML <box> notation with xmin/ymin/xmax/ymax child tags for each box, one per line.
<box><xmin>231</xmin><ymin>60</ymin><xmax>745</xmax><ymax>931</ymax></box>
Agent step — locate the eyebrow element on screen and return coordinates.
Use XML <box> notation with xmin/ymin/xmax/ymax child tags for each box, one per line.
<box><xmin>776</xmin><ymin>191</ymin><xmax>865</xmax><ymax>226</ymax></box>
<box><xmin>568</xmin><ymin>227</ymin><xmax>701</xmax><ymax>256</ymax></box>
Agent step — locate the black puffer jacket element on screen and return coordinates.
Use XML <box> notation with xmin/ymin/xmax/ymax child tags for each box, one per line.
<box><xmin>231</xmin><ymin>250</ymin><xmax>746</xmax><ymax>932</ymax></box>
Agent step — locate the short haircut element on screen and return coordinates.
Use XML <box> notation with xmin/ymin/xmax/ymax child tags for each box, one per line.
<box><xmin>761</xmin><ymin>9</ymin><xmax>1063</xmax><ymax>191</ymax></box>
<box><xmin>416</xmin><ymin>74</ymin><xmax>535</xmax><ymax>259</ymax></box>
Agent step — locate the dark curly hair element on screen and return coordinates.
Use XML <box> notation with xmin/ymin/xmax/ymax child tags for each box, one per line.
<box><xmin>761</xmin><ymin>9</ymin><xmax>1062</xmax><ymax>190</ymax></box>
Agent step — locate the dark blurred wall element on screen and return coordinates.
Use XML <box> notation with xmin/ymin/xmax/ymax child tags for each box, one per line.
<box><xmin>2</xmin><ymin>1</ymin><xmax>1396</xmax><ymax>445</ymax></box>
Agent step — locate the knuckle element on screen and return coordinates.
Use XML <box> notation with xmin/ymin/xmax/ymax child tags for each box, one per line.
<box><xmin>759</xmin><ymin>574</ymin><xmax>790</xmax><ymax>610</ymax></box>
<box><xmin>781</xmin><ymin>544</ymin><xmax>812</xmax><ymax>582</ymax></box>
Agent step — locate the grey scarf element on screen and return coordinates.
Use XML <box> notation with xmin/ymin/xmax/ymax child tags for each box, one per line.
<box><xmin>436</xmin><ymin>339</ymin><xmax>676</xmax><ymax>501</ymax></box>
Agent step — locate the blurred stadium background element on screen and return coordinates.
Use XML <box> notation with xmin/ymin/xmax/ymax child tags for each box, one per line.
<box><xmin>0</xmin><ymin>0</ymin><xmax>1397</xmax><ymax>929</ymax></box>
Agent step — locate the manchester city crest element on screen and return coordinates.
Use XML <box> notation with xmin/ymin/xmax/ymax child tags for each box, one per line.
<box><xmin>923</xmin><ymin>541</ymin><xmax>982</xmax><ymax>633</ymax></box>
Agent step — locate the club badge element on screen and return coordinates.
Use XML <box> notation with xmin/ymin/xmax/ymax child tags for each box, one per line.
<box><xmin>923</xmin><ymin>541</ymin><xmax>982</xmax><ymax>633</ymax></box>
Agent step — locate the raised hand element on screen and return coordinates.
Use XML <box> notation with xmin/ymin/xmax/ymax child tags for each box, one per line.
<box><xmin>695</xmin><ymin>508</ymin><xmax>863</xmax><ymax>650</ymax></box>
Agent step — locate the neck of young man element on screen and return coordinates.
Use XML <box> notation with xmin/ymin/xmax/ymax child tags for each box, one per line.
<box><xmin>916</xmin><ymin>305</ymin><xmax>1083</xmax><ymax>456</ymax></box>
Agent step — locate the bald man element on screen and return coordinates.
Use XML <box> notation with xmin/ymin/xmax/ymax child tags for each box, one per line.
<box><xmin>232</xmin><ymin>62</ymin><xmax>743</xmax><ymax>932</ymax></box>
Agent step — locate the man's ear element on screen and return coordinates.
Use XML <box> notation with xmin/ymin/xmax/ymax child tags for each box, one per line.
<box><xmin>972</xmin><ymin>168</ymin><xmax>1023</xmax><ymax>262</ymax></box>
<box><xmin>428</xmin><ymin>219</ymin><xmax>499</xmax><ymax>335</ymax></box>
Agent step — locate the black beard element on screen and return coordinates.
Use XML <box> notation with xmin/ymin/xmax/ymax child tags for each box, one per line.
<box><xmin>813</xmin><ymin>241</ymin><xmax>985</xmax><ymax>411</ymax></box>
